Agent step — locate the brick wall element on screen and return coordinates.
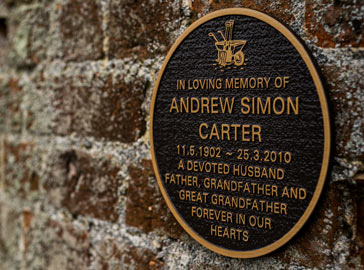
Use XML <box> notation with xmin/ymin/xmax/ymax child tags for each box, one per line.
<box><xmin>0</xmin><ymin>0</ymin><xmax>363</xmax><ymax>269</ymax></box>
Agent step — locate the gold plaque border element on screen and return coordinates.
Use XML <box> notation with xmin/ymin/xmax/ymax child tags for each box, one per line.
<box><xmin>149</xmin><ymin>8</ymin><xmax>330</xmax><ymax>258</ymax></box>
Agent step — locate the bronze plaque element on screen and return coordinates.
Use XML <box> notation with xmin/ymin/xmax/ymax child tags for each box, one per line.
<box><xmin>150</xmin><ymin>8</ymin><xmax>330</xmax><ymax>258</ymax></box>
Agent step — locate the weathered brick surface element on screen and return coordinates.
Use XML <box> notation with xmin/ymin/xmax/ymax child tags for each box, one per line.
<box><xmin>191</xmin><ymin>0</ymin><xmax>300</xmax><ymax>26</ymax></box>
<box><xmin>44</xmin><ymin>149</ymin><xmax>121</xmax><ymax>222</ymax></box>
<box><xmin>22</xmin><ymin>73</ymin><xmax>54</xmax><ymax>136</ymax></box>
<box><xmin>126</xmin><ymin>159</ymin><xmax>185</xmax><ymax>239</ymax></box>
<box><xmin>56</xmin><ymin>0</ymin><xmax>104</xmax><ymax>62</ymax></box>
<box><xmin>0</xmin><ymin>69</ymin><xmax>53</xmax><ymax>136</ymax></box>
<box><xmin>3</xmin><ymin>140</ymin><xmax>41</xmax><ymax>198</ymax></box>
<box><xmin>50</xmin><ymin>63</ymin><xmax>147</xmax><ymax>143</ymax></box>
<box><xmin>107</xmin><ymin>0</ymin><xmax>183</xmax><ymax>59</ymax></box>
<box><xmin>7</xmin><ymin>4</ymin><xmax>50</xmax><ymax>66</ymax></box>
<box><xmin>0</xmin><ymin>204</ymin><xmax>93</xmax><ymax>270</ymax></box>
<box><xmin>305</xmin><ymin>0</ymin><xmax>364</xmax><ymax>48</ymax></box>
<box><xmin>93</xmin><ymin>239</ymin><xmax>164</xmax><ymax>270</ymax></box>
<box><xmin>322</xmin><ymin>61</ymin><xmax>364</xmax><ymax>159</ymax></box>
<box><xmin>0</xmin><ymin>73</ymin><xmax>23</xmax><ymax>133</ymax></box>
<box><xmin>0</xmin><ymin>203</ymin><xmax>21</xmax><ymax>269</ymax></box>
<box><xmin>277</xmin><ymin>181</ymin><xmax>363</xmax><ymax>268</ymax></box>
<box><xmin>22</xmin><ymin>217</ymin><xmax>90</xmax><ymax>270</ymax></box>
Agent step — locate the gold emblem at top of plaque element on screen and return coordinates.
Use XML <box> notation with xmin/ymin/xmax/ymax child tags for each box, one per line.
<box><xmin>209</xmin><ymin>20</ymin><xmax>247</xmax><ymax>69</ymax></box>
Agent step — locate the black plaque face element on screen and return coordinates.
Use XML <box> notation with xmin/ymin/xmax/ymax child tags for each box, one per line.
<box><xmin>150</xmin><ymin>8</ymin><xmax>330</xmax><ymax>258</ymax></box>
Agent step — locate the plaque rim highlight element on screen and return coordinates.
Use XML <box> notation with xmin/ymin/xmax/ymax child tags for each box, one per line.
<box><xmin>149</xmin><ymin>8</ymin><xmax>331</xmax><ymax>258</ymax></box>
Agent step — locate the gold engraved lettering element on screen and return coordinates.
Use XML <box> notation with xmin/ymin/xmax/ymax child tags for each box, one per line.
<box><xmin>199</xmin><ymin>123</ymin><xmax>209</xmax><ymax>139</ymax></box>
<box><xmin>221</xmin><ymin>124</ymin><xmax>230</xmax><ymax>140</ymax></box>
<box><xmin>257</xmin><ymin>97</ymin><xmax>271</xmax><ymax>114</ymax></box>
<box><xmin>165</xmin><ymin>173</ymin><xmax>198</xmax><ymax>187</ymax></box>
<box><xmin>170</xmin><ymin>97</ymin><xmax>234</xmax><ymax>114</ymax></box>
<box><xmin>287</xmin><ymin>97</ymin><xmax>299</xmax><ymax>114</ymax></box>
<box><xmin>225</xmin><ymin>77</ymin><xmax>271</xmax><ymax>89</ymax></box>
<box><xmin>281</xmin><ymin>186</ymin><xmax>307</xmax><ymax>199</ymax></box>
<box><xmin>191</xmin><ymin>206</ymin><xmax>233</xmax><ymax>223</ymax></box>
<box><xmin>236</xmin><ymin>213</ymin><xmax>246</xmax><ymax>225</ymax></box>
<box><xmin>177</xmin><ymin>79</ymin><xmax>185</xmax><ymax>90</ymax></box>
<box><xmin>240</xmin><ymin>96</ymin><xmax>299</xmax><ymax>115</ymax></box>
<box><xmin>203</xmin><ymin>177</ymin><xmax>243</xmax><ymax>192</ymax></box>
<box><xmin>210</xmin><ymin>97</ymin><xmax>219</xmax><ymax>113</ymax></box>
<box><xmin>264</xmin><ymin>77</ymin><xmax>271</xmax><ymax>87</ymax></box>
<box><xmin>210</xmin><ymin>194</ymin><xmax>287</xmax><ymax>214</ymax></box>
<box><xmin>179</xmin><ymin>190</ymin><xmax>208</xmax><ymax>203</ymax></box>
<box><xmin>274</xmin><ymin>76</ymin><xmax>289</xmax><ymax>88</ymax></box>
<box><xmin>198</xmin><ymin>123</ymin><xmax>262</xmax><ymax>142</ymax></box>
<box><xmin>240</xmin><ymin>97</ymin><xmax>250</xmax><ymax>114</ymax></box>
<box><xmin>242</xmin><ymin>182</ymin><xmax>279</xmax><ymax>197</ymax></box>
<box><xmin>187</xmin><ymin>79</ymin><xmax>223</xmax><ymax>90</ymax></box>
<box><xmin>210</xmin><ymin>225</ymin><xmax>249</xmax><ymax>241</ymax></box>
<box><xmin>201</xmin><ymin>97</ymin><xmax>209</xmax><ymax>113</ymax></box>
<box><xmin>203</xmin><ymin>178</ymin><xmax>279</xmax><ymax>197</ymax></box>
<box><xmin>186</xmin><ymin>160</ymin><xmax>230</xmax><ymax>174</ymax></box>
<box><xmin>249</xmin><ymin>215</ymin><xmax>272</xmax><ymax>229</ymax></box>
<box><xmin>178</xmin><ymin>159</ymin><xmax>184</xmax><ymax>170</ymax></box>
<box><xmin>169</xmin><ymin>97</ymin><xmax>178</xmax><ymax>112</ymax></box>
<box><xmin>232</xmin><ymin>164</ymin><xmax>285</xmax><ymax>180</ymax></box>
<box><xmin>272</xmin><ymin>97</ymin><xmax>285</xmax><ymax>115</ymax></box>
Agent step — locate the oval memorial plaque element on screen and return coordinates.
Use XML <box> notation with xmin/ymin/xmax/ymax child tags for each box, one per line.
<box><xmin>150</xmin><ymin>8</ymin><xmax>330</xmax><ymax>258</ymax></box>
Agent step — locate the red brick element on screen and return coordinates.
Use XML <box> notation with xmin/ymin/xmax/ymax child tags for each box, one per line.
<box><xmin>23</xmin><ymin>217</ymin><xmax>90</xmax><ymax>270</ymax></box>
<box><xmin>277</xmin><ymin>181</ymin><xmax>363</xmax><ymax>268</ymax></box>
<box><xmin>3</xmin><ymin>140</ymin><xmax>40</xmax><ymax>198</ymax></box>
<box><xmin>126</xmin><ymin>160</ymin><xmax>185</xmax><ymax>239</ymax></box>
<box><xmin>58</xmin><ymin>0</ymin><xmax>103</xmax><ymax>62</ymax></box>
<box><xmin>107</xmin><ymin>0</ymin><xmax>183</xmax><ymax>59</ymax></box>
<box><xmin>94</xmin><ymin>239</ymin><xmax>164</xmax><ymax>270</ymax></box>
<box><xmin>51</xmin><ymin>69</ymin><xmax>146</xmax><ymax>143</ymax></box>
<box><xmin>44</xmin><ymin>149</ymin><xmax>121</xmax><ymax>222</ymax></box>
<box><xmin>0</xmin><ymin>73</ymin><xmax>24</xmax><ymax>134</ymax></box>
<box><xmin>305</xmin><ymin>0</ymin><xmax>364</xmax><ymax>48</ymax></box>
<box><xmin>0</xmin><ymin>70</ymin><xmax>53</xmax><ymax>136</ymax></box>
<box><xmin>191</xmin><ymin>0</ymin><xmax>297</xmax><ymax>25</ymax></box>
<box><xmin>321</xmin><ymin>64</ymin><xmax>364</xmax><ymax>159</ymax></box>
<box><xmin>7</xmin><ymin>4</ymin><xmax>50</xmax><ymax>66</ymax></box>
<box><xmin>0</xmin><ymin>203</ymin><xmax>21</xmax><ymax>267</ymax></box>
<box><xmin>21</xmin><ymin>210</ymin><xmax>33</xmax><ymax>257</ymax></box>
